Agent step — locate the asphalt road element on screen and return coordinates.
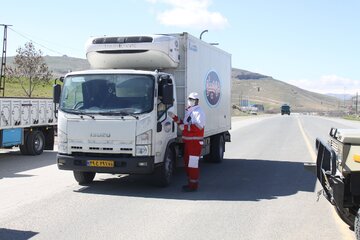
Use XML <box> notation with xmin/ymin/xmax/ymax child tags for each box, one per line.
<box><xmin>1</xmin><ymin>114</ymin><xmax>360</xmax><ymax>240</ymax></box>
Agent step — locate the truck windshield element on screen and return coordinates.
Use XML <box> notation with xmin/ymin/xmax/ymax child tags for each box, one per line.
<box><xmin>60</xmin><ymin>74</ymin><xmax>155</xmax><ymax>115</ymax></box>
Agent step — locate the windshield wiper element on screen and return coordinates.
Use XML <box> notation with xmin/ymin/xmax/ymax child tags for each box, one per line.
<box><xmin>62</xmin><ymin>109</ymin><xmax>95</xmax><ymax>119</ymax></box>
<box><xmin>99</xmin><ymin>110</ymin><xmax>139</xmax><ymax>120</ymax></box>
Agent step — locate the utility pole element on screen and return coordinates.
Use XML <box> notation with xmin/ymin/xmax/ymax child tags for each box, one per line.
<box><xmin>356</xmin><ymin>92</ymin><xmax>358</xmax><ymax>115</ymax></box>
<box><xmin>0</xmin><ymin>24</ymin><xmax>12</xmax><ymax>97</ymax></box>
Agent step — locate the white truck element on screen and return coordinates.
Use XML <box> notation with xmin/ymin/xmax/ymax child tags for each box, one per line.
<box><xmin>53</xmin><ymin>32</ymin><xmax>231</xmax><ymax>186</ymax></box>
<box><xmin>0</xmin><ymin>98</ymin><xmax>56</xmax><ymax>155</ymax></box>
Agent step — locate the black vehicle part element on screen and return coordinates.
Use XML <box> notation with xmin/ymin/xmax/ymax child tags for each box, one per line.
<box><xmin>355</xmin><ymin>209</ymin><xmax>360</xmax><ymax>240</ymax></box>
<box><xmin>204</xmin><ymin>134</ymin><xmax>225</xmax><ymax>163</ymax></box>
<box><xmin>335</xmin><ymin>205</ymin><xmax>355</xmax><ymax>228</ymax></box>
<box><xmin>44</xmin><ymin>128</ymin><xmax>54</xmax><ymax>150</ymax></box>
<box><xmin>351</xmin><ymin>173</ymin><xmax>360</xmax><ymax>196</ymax></box>
<box><xmin>27</xmin><ymin>131</ymin><xmax>45</xmax><ymax>155</ymax></box>
<box><xmin>316</xmin><ymin>138</ymin><xmax>337</xmax><ymax>186</ymax></box>
<box><xmin>154</xmin><ymin>144</ymin><xmax>175</xmax><ymax>187</ymax></box>
<box><xmin>73</xmin><ymin>171</ymin><xmax>96</xmax><ymax>185</ymax></box>
<box><xmin>19</xmin><ymin>131</ymin><xmax>30</xmax><ymax>155</ymax></box>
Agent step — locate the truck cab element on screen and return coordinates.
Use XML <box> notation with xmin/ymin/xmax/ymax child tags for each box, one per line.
<box><xmin>55</xmin><ymin>69</ymin><xmax>177</xmax><ymax>186</ymax></box>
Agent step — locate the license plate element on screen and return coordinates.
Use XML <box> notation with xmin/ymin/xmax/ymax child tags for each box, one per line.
<box><xmin>87</xmin><ymin>160</ymin><xmax>114</xmax><ymax>168</ymax></box>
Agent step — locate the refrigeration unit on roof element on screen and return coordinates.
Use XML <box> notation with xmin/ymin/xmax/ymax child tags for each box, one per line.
<box><xmin>85</xmin><ymin>35</ymin><xmax>180</xmax><ymax>70</ymax></box>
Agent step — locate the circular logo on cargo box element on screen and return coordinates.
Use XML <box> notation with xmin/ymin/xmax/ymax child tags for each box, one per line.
<box><xmin>205</xmin><ymin>70</ymin><xmax>221</xmax><ymax>107</ymax></box>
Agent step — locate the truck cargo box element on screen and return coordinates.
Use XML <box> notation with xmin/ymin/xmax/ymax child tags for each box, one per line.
<box><xmin>166</xmin><ymin>33</ymin><xmax>231</xmax><ymax>138</ymax></box>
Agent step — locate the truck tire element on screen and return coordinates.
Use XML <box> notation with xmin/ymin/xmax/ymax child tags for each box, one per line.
<box><xmin>19</xmin><ymin>132</ymin><xmax>30</xmax><ymax>155</ymax></box>
<box><xmin>154</xmin><ymin>146</ymin><xmax>175</xmax><ymax>187</ymax></box>
<box><xmin>355</xmin><ymin>209</ymin><xmax>360</xmax><ymax>240</ymax></box>
<box><xmin>73</xmin><ymin>171</ymin><xmax>96</xmax><ymax>185</ymax></box>
<box><xmin>19</xmin><ymin>144</ymin><xmax>29</xmax><ymax>155</ymax></box>
<box><xmin>26</xmin><ymin>131</ymin><xmax>45</xmax><ymax>155</ymax></box>
<box><xmin>205</xmin><ymin>134</ymin><xmax>224</xmax><ymax>163</ymax></box>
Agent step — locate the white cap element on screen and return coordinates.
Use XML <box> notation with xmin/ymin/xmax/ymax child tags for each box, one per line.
<box><xmin>188</xmin><ymin>92</ymin><xmax>199</xmax><ymax>100</ymax></box>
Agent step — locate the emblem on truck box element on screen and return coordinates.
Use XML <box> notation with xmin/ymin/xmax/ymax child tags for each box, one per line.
<box><xmin>205</xmin><ymin>70</ymin><xmax>221</xmax><ymax>107</ymax></box>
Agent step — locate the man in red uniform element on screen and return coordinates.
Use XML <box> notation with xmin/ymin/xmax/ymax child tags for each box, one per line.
<box><xmin>168</xmin><ymin>92</ymin><xmax>206</xmax><ymax>192</ymax></box>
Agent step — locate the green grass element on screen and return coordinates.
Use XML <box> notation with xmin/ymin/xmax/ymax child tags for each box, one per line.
<box><xmin>3</xmin><ymin>80</ymin><xmax>57</xmax><ymax>98</ymax></box>
<box><xmin>344</xmin><ymin>115</ymin><xmax>360</xmax><ymax>121</ymax></box>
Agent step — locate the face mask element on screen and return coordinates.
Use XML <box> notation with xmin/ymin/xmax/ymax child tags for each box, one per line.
<box><xmin>187</xmin><ymin>99</ymin><xmax>196</xmax><ymax>107</ymax></box>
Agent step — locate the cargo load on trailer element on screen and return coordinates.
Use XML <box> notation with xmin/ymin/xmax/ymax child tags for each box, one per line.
<box><xmin>0</xmin><ymin>98</ymin><xmax>56</xmax><ymax>155</ymax></box>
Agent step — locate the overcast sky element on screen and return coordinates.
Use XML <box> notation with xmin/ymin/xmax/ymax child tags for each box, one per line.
<box><xmin>1</xmin><ymin>0</ymin><xmax>359</xmax><ymax>94</ymax></box>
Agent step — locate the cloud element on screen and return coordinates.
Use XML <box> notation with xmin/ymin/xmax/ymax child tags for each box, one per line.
<box><xmin>287</xmin><ymin>75</ymin><xmax>360</xmax><ymax>95</ymax></box>
<box><xmin>146</xmin><ymin>0</ymin><xmax>228</xmax><ymax>30</ymax></box>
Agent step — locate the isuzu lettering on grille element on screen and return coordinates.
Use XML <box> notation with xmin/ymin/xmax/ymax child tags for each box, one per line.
<box><xmin>90</xmin><ymin>133</ymin><xmax>111</xmax><ymax>138</ymax></box>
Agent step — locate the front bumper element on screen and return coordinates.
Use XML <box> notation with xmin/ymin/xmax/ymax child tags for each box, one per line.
<box><xmin>57</xmin><ymin>154</ymin><xmax>155</xmax><ymax>174</ymax></box>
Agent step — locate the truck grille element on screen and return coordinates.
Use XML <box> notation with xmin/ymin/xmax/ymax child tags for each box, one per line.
<box><xmin>89</xmin><ymin>147</ymin><xmax>114</xmax><ymax>151</ymax></box>
<box><xmin>329</xmin><ymin>139</ymin><xmax>340</xmax><ymax>155</ymax></box>
<box><xmin>71</xmin><ymin>146</ymin><xmax>83</xmax><ymax>150</ymax></box>
<box><xmin>72</xmin><ymin>152</ymin><xmax>132</xmax><ymax>158</ymax></box>
<box><xmin>92</xmin><ymin>36</ymin><xmax>153</xmax><ymax>44</ymax></box>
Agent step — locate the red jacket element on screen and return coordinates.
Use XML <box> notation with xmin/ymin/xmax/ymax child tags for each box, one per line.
<box><xmin>172</xmin><ymin>105</ymin><xmax>205</xmax><ymax>141</ymax></box>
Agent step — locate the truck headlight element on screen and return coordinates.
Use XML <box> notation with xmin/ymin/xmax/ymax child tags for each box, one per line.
<box><xmin>135</xmin><ymin>145</ymin><xmax>151</xmax><ymax>156</ymax></box>
<box><xmin>136</xmin><ymin>130</ymin><xmax>152</xmax><ymax>145</ymax></box>
<box><xmin>135</xmin><ymin>130</ymin><xmax>152</xmax><ymax>156</ymax></box>
<box><xmin>58</xmin><ymin>130</ymin><xmax>68</xmax><ymax>153</ymax></box>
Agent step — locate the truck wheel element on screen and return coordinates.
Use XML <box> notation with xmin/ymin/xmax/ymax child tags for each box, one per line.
<box><xmin>154</xmin><ymin>146</ymin><xmax>175</xmax><ymax>187</ymax></box>
<box><xmin>205</xmin><ymin>134</ymin><xmax>224</xmax><ymax>163</ymax></box>
<box><xmin>73</xmin><ymin>171</ymin><xmax>96</xmax><ymax>185</ymax></box>
<box><xmin>19</xmin><ymin>144</ymin><xmax>29</xmax><ymax>155</ymax></box>
<box><xmin>26</xmin><ymin>131</ymin><xmax>45</xmax><ymax>155</ymax></box>
<box><xmin>355</xmin><ymin>209</ymin><xmax>360</xmax><ymax>240</ymax></box>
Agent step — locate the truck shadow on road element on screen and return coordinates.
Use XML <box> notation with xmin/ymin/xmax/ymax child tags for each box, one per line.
<box><xmin>0</xmin><ymin>151</ymin><xmax>56</xmax><ymax>179</ymax></box>
<box><xmin>75</xmin><ymin>158</ymin><xmax>317</xmax><ymax>201</ymax></box>
<box><xmin>0</xmin><ymin>228</ymin><xmax>38</xmax><ymax>240</ymax></box>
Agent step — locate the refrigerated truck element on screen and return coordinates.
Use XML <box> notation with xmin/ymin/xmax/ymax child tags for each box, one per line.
<box><xmin>0</xmin><ymin>98</ymin><xmax>56</xmax><ymax>155</ymax></box>
<box><xmin>54</xmin><ymin>32</ymin><xmax>232</xmax><ymax>186</ymax></box>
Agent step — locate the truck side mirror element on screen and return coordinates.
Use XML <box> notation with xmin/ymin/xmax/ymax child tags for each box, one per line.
<box><xmin>157</xmin><ymin>122</ymin><xmax>162</xmax><ymax>132</ymax></box>
<box><xmin>161</xmin><ymin>84</ymin><xmax>173</xmax><ymax>105</ymax></box>
<box><xmin>53</xmin><ymin>84</ymin><xmax>61</xmax><ymax>104</ymax></box>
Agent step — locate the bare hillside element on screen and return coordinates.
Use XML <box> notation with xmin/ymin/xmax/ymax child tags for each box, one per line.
<box><xmin>232</xmin><ymin>68</ymin><xmax>341</xmax><ymax>112</ymax></box>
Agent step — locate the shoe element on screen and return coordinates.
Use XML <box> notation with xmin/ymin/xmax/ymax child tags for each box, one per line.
<box><xmin>182</xmin><ymin>185</ymin><xmax>197</xmax><ymax>192</ymax></box>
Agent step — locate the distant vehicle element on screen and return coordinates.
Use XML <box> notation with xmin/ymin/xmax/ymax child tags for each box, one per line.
<box><xmin>252</xmin><ymin>104</ymin><xmax>264</xmax><ymax>112</ymax></box>
<box><xmin>0</xmin><ymin>98</ymin><xmax>56</xmax><ymax>155</ymax></box>
<box><xmin>249</xmin><ymin>106</ymin><xmax>258</xmax><ymax>115</ymax></box>
<box><xmin>316</xmin><ymin>128</ymin><xmax>360</xmax><ymax>240</ymax></box>
<box><xmin>281</xmin><ymin>104</ymin><xmax>290</xmax><ymax>115</ymax></box>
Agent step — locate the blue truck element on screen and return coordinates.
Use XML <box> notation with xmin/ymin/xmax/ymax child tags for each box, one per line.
<box><xmin>0</xmin><ymin>98</ymin><xmax>56</xmax><ymax>155</ymax></box>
